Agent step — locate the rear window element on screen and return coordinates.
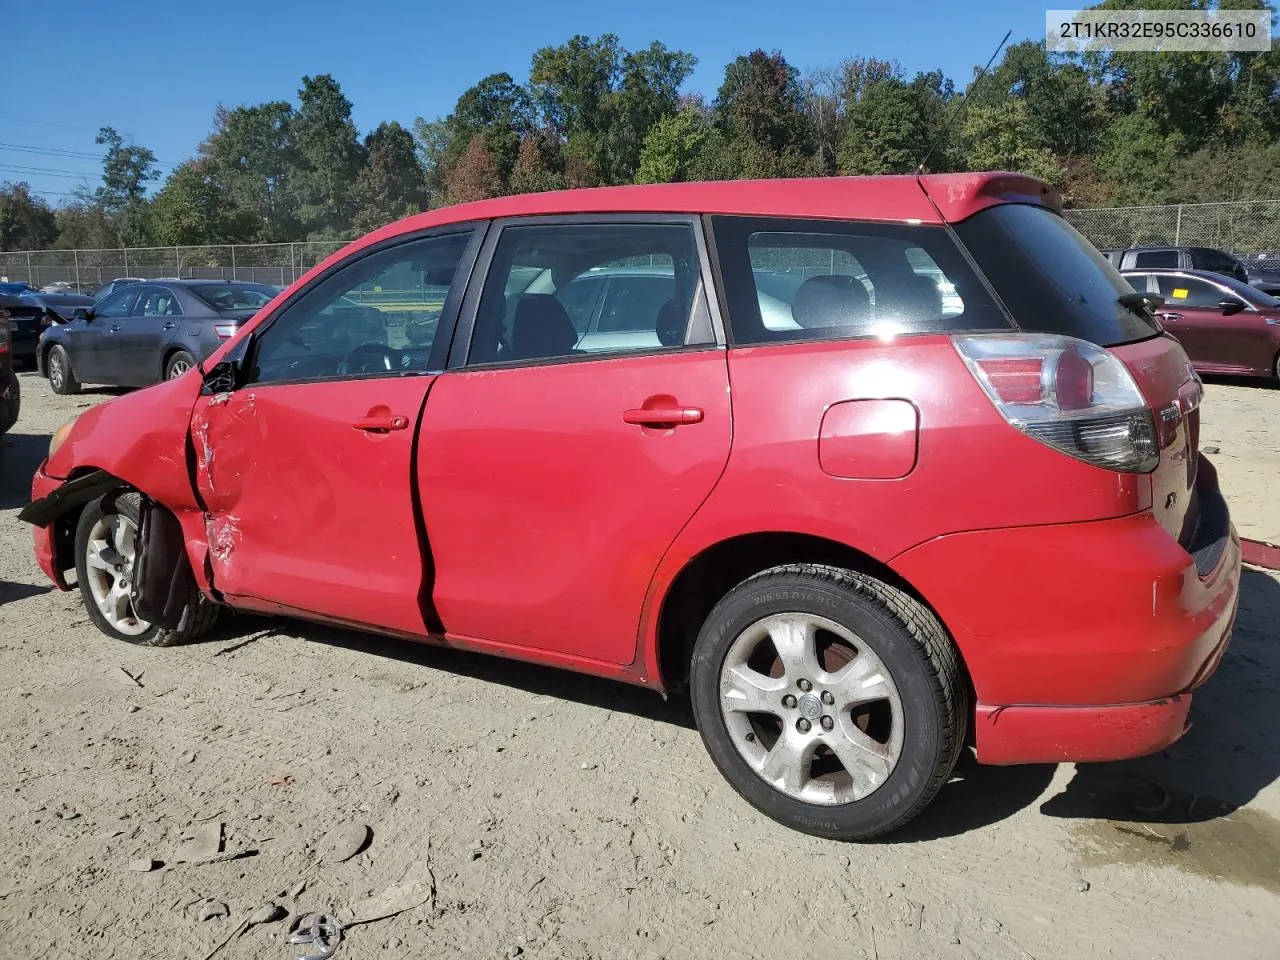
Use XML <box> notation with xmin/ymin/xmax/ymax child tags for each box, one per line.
<box><xmin>190</xmin><ymin>283</ymin><xmax>276</xmax><ymax>311</ymax></box>
<box><xmin>711</xmin><ymin>216</ymin><xmax>1010</xmax><ymax>345</ymax></box>
<box><xmin>953</xmin><ymin>204</ymin><xmax>1161</xmax><ymax>347</ymax></box>
<box><xmin>1132</xmin><ymin>250</ymin><xmax>1179</xmax><ymax>268</ymax></box>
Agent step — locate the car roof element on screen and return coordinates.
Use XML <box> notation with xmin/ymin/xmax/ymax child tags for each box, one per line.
<box><xmin>1121</xmin><ymin>267</ymin><xmax>1234</xmax><ymax>278</ymax></box>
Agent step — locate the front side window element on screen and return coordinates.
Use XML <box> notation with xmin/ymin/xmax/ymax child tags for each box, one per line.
<box><xmin>94</xmin><ymin>289</ymin><xmax>138</xmax><ymax>319</ymax></box>
<box><xmin>713</xmin><ymin>216</ymin><xmax>1006</xmax><ymax>345</ymax></box>
<box><xmin>249</xmin><ymin>230</ymin><xmax>473</xmax><ymax>385</ymax></box>
<box><xmin>468</xmin><ymin>222</ymin><xmax>703</xmax><ymax>364</ymax></box>
<box><xmin>1155</xmin><ymin>275</ymin><xmax>1227</xmax><ymax>310</ymax></box>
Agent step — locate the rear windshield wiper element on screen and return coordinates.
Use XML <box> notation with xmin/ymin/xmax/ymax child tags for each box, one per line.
<box><xmin>1117</xmin><ymin>292</ymin><xmax>1164</xmax><ymax>316</ymax></box>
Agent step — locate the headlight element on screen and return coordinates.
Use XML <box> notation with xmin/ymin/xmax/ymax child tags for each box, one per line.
<box><xmin>49</xmin><ymin>418</ymin><xmax>77</xmax><ymax>457</ymax></box>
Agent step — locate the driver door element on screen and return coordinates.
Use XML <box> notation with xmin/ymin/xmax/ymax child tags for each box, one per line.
<box><xmin>191</xmin><ymin>225</ymin><xmax>484</xmax><ymax>636</ymax></box>
<box><xmin>70</xmin><ymin>287</ymin><xmax>138</xmax><ymax>382</ymax></box>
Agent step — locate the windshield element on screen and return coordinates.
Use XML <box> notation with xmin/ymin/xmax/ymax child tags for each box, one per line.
<box><xmin>954</xmin><ymin>204</ymin><xmax>1162</xmax><ymax>347</ymax></box>
<box><xmin>190</xmin><ymin>283</ymin><xmax>276</xmax><ymax>311</ymax></box>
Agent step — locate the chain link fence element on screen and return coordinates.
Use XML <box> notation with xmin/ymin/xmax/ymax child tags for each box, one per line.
<box><xmin>1062</xmin><ymin>200</ymin><xmax>1280</xmax><ymax>267</ymax></box>
<box><xmin>0</xmin><ymin>241</ymin><xmax>350</xmax><ymax>293</ymax></box>
<box><xmin>5</xmin><ymin>200</ymin><xmax>1280</xmax><ymax>293</ymax></box>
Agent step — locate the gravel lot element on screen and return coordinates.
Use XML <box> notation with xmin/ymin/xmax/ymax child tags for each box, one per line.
<box><xmin>2</xmin><ymin>369</ymin><xmax>1278</xmax><ymax>960</ymax></box>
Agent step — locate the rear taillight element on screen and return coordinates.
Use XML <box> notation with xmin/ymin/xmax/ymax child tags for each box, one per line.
<box><xmin>954</xmin><ymin>333</ymin><xmax>1158</xmax><ymax>473</ymax></box>
<box><xmin>213</xmin><ymin>323</ymin><xmax>238</xmax><ymax>340</ymax></box>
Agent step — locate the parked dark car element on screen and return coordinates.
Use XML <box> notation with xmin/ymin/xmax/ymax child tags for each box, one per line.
<box><xmin>0</xmin><ymin>303</ymin><xmax>18</xmax><ymax>435</ymax></box>
<box><xmin>37</xmin><ymin>280</ymin><xmax>278</xmax><ymax>394</ymax></box>
<box><xmin>0</xmin><ymin>290</ymin><xmax>96</xmax><ymax>366</ymax></box>
<box><xmin>1240</xmin><ymin>252</ymin><xmax>1280</xmax><ymax>296</ymax></box>
<box><xmin>0</xmin><ymin>281</ymin><xmax>37</xmax><ymax>296</ymax></box>
<box><xmin>1100</xmin><ymin>246</ymin><xmax>1250</xmax><ymax>284</ymax></box>
<box><xmin>1122</xmin><ymin>267</ymin><xmax>1280</xmax><ymax>379</ymax></box>
<box><xmin>90</xmin><ymin>277</ymin><xmax>145</xmax><ymax>301</ymax></box>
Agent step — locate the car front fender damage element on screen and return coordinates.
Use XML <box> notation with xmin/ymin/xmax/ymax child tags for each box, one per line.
<box><xmin>131</xmin><ymin>495</ymin><xmax>202</xmax><ymax>629</ymax></box>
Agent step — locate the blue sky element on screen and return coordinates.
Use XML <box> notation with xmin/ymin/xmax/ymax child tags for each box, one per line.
<box><xmin>6</xmin><ymin>0</ymin><xmax>1045</xmax><ymax>205</ymax></box>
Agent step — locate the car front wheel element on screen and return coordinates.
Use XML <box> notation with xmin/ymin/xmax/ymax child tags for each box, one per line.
<box><xmin>690</xmin><ymin>564</ymin><xmax>966</xmax><ymax>840</ymax></box>
<box><xmin>74</xmin><ymin>491</ymin><xmax>219</xmax><ymax>647</ymax></box>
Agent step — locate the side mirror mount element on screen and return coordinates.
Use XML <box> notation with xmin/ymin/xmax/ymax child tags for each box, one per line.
<box><xmin>1219</xmin><ymin>298</ymin><xmax>1245</xmax><ymax>316</ymax></box>
<box><xmin>72</xmin><ymin>307</ymin><xmax>91</xmax><ymax>321</ymax></box>
<box><xmin>200</xmin><ymin>333</ymin><xmax>252</xmax><ymax>395</ymax></box>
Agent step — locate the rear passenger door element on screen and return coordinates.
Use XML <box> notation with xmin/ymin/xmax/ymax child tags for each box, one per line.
<box><xmin>419</xmin><ymin>216</ymin><xmax>732</xmax><ymax>665</ymax></box>
<box><xmin>119</xmin><ymin>286</ymin><xmax>179</xmax><ymax>384</ymax></box>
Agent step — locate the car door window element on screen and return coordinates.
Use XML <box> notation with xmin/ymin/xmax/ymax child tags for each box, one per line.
<box><xmin>467</xmin><ymin>222</ymin><xmax>704</xmax><ymax>364</ymax></box>
<box><xmin>248</xmin><ymin>230</ymin><xmax>474</xmax><ymax>385</ymax></box>
<box><xmin>1125</xmin><ymin>273</ymin><xmax>1152</xmax><ymax>294</ymax></box>
<box><xmin>1156</xmin><ymin>276</ymin><xmax>1223</xmax><ymax>309</ymax></box>
<box><xmin>137</xmin><ymin>288</ymin><xmax>181</xmax><ymax>317</ymax></box>
<box><xmin>1132</xmin><ymin>250</ymin><xmax>1179</xmax><ymax>268</ymax></box>
<box><xmin>93</xmin><ymin>289</ymin><xmax>139</xmax><ymax>319</ymax></box>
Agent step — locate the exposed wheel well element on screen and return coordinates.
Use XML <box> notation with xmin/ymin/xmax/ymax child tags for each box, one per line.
<box><xmin>655</xmin><ymin>532</ymin><xmax>965</xmax><ymax>694</ymax></box>
<box><xmin>160</xmin><ymin>345</ymin><xmax>192</xmax><ymax>378</ymax></box>
<box><xmin>50</xmin><ymin>469</ymin><xmax>131</xmax><ymax>582</ymax></box>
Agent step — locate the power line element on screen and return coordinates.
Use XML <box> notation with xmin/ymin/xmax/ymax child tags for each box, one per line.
<box><xmin>0</xmin><ymin>164</ymin><xmax>98</xmax><ymax>181</ymax></box>
<box><xmin>0</xmin><ymin>140</ymin><xmax>181</xmax><ymax>167</ymax></box>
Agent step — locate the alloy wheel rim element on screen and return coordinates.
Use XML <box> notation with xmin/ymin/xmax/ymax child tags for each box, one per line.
<box><xmin>718</xmin><ymin>613</ymin><xmax>904</xmax><ymax>805</ymax></box>
<box><xmin>50</xmin><ymin>352</ymin><xmax>64</xmax><ymax>388</ymax></box>
<box><xmin>83</xmin><ymin>513</ymin><xmax>150</xmax><ymax>636</ymax></box>
<box><xmin>168</xmin><ymin>358</ymin><xmax>191</xmax><ymax>379</ymax></box>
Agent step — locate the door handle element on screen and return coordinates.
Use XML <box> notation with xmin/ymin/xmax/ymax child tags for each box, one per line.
<box><xmin>1157</xmin><ymin>312</ymin><xmax>1183</xmax><ymax>321</ymax></box>
<box><xmin>352</xmin><ymin>414</ymin><xmax>410</xmax><ymax>433</ymax></box>
<box><xmin>623</xmin><ymin>406</ymin><xmax>704</xmax><ymax>427</ymax></box>
<box><xmin>162</xmin><ymin>321</ymin><xmax>176</xmax><ymax>330</ymax></box>
<box><xmin>108</xmin><ymin>324</ymin><xmax>121</xmax><ymax>333</ymax></box>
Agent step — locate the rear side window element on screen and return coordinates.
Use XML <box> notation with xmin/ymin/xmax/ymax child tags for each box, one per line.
<box><xmin>711</xmin><ymin>216</ymin><xmax>1008</xmax><ymax>345</ymax></box>
<box><xmin>954</xmin><ymin>204</ymin><xmax>1161</xmax><ymax>347</ymax></box>
<box><xmin>1132</xmin><ymin>250</ymin><xmax>1178</xmax><ymax>268</ymax></box>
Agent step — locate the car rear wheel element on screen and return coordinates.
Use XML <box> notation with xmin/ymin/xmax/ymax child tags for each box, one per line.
<box><xmin>690</xmin><ymin>563</ymin><xmax>965</xmax><ymax>840</ymax></box>
<box><xmin>47</xmin><ymin>345</ymin><xmax>80</xmax><ymax>395</ymax></box>
<box><xmin>165</xmin><ymin>350</ymin><xmax>197</xmax><ymax>381</ymax></box>
<box><xmin>74</xmin><ymin>491</ymin><xmax>219</xmax><ymax>647</ymax></box>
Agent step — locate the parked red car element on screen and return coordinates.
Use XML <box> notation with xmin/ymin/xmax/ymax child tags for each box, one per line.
<box><xmin>22</xmin><ymin>173</ymin><xmax>1240</xmax><ymax>839</ymax></box>
<box><xmin>1121</xmin><ymin>267</ymin><xmax>1280</xmax><ymax>380</ymax></box>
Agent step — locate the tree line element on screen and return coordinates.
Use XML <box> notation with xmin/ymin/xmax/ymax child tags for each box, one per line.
<box><xmin>2</xmin><ymin>0</ymin><xmax>1278</xmax><ymax>253</ymax></box>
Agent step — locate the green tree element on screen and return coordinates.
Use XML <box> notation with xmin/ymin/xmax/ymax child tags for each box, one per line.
<box><xmin>351</xmin><ymin>122</ymin><xmax>428</xmax><ymax>232</ymax></box>
<box><xmin>959</xmin><ymin>100</ymin><xmax>1067</xmax><ymax>185</ymax></box>
<box><xmin>836</xmin><ymin>60</ymin><xmax>955</xmax><ymax>174</ymax></box>
<box><xmin>150</xmin><ymin>158</ymin><xmax>251</xmax><ymax>245</ymax></box>
<box><xmin>52</xmin><ymin>200</ymin><xmax>116</xmax><ymax>250</ymax></box>
<box><xmin>530</xmin><ymin>35</ymin><xmax>695</xmax><ymax>185</ymax></box>
<box><xmin>290</xmin><ymin>75</ymin><xmax>365</xmax><ymax>238</ymax></box>
<box><xmin>0</xmin><ymin>182</ymin><xmax>57</xmax><ymax>251</ymax></box>
<box><xmin>93</xmin><ymin>126</ymin><xmax>159</xmax><ymax>246</ymax></box>
<box><xmin>203</xmin><ymin>101</ymin><xmax>298</xmax><ymax>241</ymax></box>
<box><xmin>636</xmin><ymin>108</ymin><xmax>711</xmax><ymax>183</ymax></box>
<box><xmin>715</xmin><ymin>50</ymin><xmax>813</xmax><ymax>158</ymax></box>
<box><xmin>1097</xmin><ymin>110</ymin><xmax>1184</xmax><ymax>205</ymax></box>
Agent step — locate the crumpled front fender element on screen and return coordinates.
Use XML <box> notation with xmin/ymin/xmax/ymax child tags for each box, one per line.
<box><xmin>45</xmin><ymin>374</ymin><xmax>203</xmax><ymax>510</ymax></box>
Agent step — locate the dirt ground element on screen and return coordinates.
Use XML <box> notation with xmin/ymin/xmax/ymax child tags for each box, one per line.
<box><xmin>1</xmin><ymin>369</ymin><xmax>1278</xmax><ymax>960</ymax></box>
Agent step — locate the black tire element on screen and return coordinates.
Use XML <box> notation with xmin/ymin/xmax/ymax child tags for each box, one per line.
<box><xmin>164</xmin><ymin>349</ymin><xmax>198</xmax><ymax>381</ymax></box>
<box><xmin>74</xmin><ymin>491</ymin><xmax>220</xmax><ymax>647</ymax></box>
<box><xmin>690</xmin><ymin>563</ymin><xmax>966</xmax><ymax>840</ymax></box>
<box><xmin>47</xmin><ymin>345</ymin><xmax>80</xmax><ymax>395</ymax></box>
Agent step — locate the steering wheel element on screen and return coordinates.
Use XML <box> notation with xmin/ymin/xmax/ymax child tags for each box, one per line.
<box><xmin>338</xmin><ymin>341</ymin><xmax>398</xmax><ymax>376</ymax></box>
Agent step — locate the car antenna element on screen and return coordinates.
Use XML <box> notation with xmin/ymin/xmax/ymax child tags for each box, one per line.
<box><xmin>916</xmin><ymin>29</ymin><xmax>1012</xmax><ymax>175</ymax></box>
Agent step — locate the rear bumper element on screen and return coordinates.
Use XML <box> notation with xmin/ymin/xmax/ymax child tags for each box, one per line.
<box><xmin>30</xmin><ymin>462</ymin><xmax>69</xmax><ymax>590</ymax></box>
<box><xmin>892</xmin><ymin>464</ymin><xmax>1241</xmax><ymax>765</ymax></box>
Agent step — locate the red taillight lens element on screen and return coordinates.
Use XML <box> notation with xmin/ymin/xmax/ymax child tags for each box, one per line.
<box><xmin>975</xmin><ymin>357</ymin><xmax>1044</xmax><ymax>404</ymax></box>
<box><xmin>213</xmin><ymin>323</ymin><xmax>238</xmax><ymax>340</ymax></box>
<box><xmin>1053</xmin><ymin>346</ymin><xmax>1094</xmax><ymax>411</ymax></box>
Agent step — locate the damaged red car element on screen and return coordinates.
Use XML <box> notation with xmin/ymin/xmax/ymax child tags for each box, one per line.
<box><xmin>22</xmin><ymin>173</ymin><xmax>1240</xmax><ymax>840</ymax></box>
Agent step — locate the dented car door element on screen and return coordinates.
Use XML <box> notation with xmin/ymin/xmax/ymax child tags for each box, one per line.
<box><xmin>191</xmin><ymin>227</ymin><xmax>483</xmax><ymax>635</ymax></box>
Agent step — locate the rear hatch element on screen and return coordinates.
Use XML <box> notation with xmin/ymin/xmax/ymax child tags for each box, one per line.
<box><xmin>952</xmin><ymin>202</ymin><xmax>1202</xmax><ymax>547</ymax></box>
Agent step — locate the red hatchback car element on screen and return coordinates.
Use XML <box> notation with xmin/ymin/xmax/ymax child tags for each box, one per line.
<box><xmin>22</xmin><ymin>173</ymin><xmax>1240</xmax><ymax>839</ymax></box>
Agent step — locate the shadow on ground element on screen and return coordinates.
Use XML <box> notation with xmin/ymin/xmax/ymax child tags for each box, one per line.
<box><xmin>185</xmin><ymin>566</ymin><xmax>1280</xmax><ymax>844</ymax></box>
<box><xmin>1201</xmin><ymin>373</ymin><xmax>1279</xmax><ymax>391</ymax></box>
<box><xmin>0</xmin><ymin>580</ymin><xmax>51</xmax><ymax>606</ymax></box>
<box><xmin>0</xmin><ymin>431</ymin><xmax>51</xmax><ymax>510</ymax></box>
